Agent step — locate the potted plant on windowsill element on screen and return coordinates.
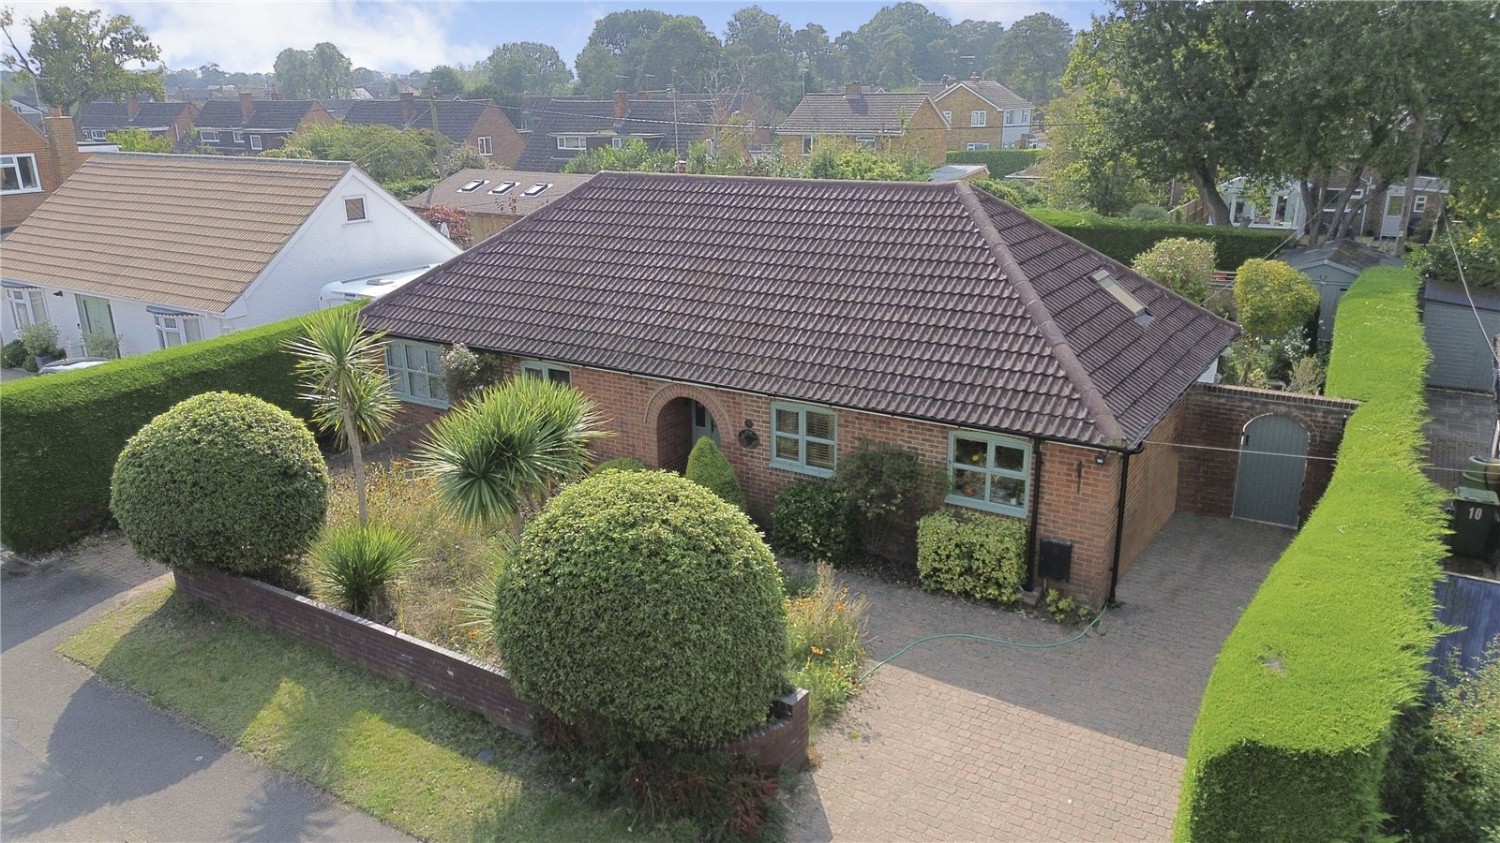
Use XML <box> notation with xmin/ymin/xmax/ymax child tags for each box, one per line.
<box><xmin>18</xmin><ymin>321</ymin><xmax>64</xmax><ymax>371</ymax></box>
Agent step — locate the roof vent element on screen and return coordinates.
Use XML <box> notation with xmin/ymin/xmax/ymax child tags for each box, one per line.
<box><xmin>1090</xmin><ymin>269</ymin><xmax>1154</xmax><ymax>327</ymax></box>
<box><xmin>522</xmin><ymin>182</ymin><xmax>552</xmax><ymax>197</ymax></box>
<box><xmin>457</xmin><ymin>178</ymin><xmax>488</xmax><ymax>193</ymax></box>
<box><xmin>489</xmin><ymin>181</ymin><xmax>518</xmax><ymax>195</ymax></box>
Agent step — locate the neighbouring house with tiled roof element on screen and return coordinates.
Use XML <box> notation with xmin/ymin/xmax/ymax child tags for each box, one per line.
<box><xmin>360</xmin><ymin>172</ymin><xmax>1240</xmax><ymax>606</ymax></box>
<box><xmin>341</xmin><ymin>93</ymin><xmax>523</xmax><ymax>166</ymax></box>
<box><xmin>931</xmin><ymin>75</ymin><xmax>1035</xmax><ymax>151</ymax></box>
<box><xmin>507</xmin><ymin>90</ymin><xmax>750</xmax><ymax>173</ymax></box>
<box><xmin>190</xmin><ymin>94</ymin><xmax>334</xmax><ymax>154</ymax></box>
<box><xmin>0</xmin><ymin>154</ymin><xmax>459</xmax><ymax>358</ymax></box>
<box><xmin>79</xmin><ymin>97</ymin><xmax>198</xmax><ymax>144</ymax></box>
<box><xmin>2</xmin><ymin>106</ymin><xmax>87</xmax><ymax>233</ymax></box>
<box><xmin>403</xmin><ymin>168</ymin><xmax>594</xmax><ymax>243</ymax></box>
<box><xmin>779</xmin><ymin>84</ymin><xmax>950</xmax><ymax>166</ymax></box>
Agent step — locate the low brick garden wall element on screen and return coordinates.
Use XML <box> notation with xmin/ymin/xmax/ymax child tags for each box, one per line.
<box><xmin>173</xmin><ymin>568</ymin><xmax>808</xmax><ymax>772</ymax></box>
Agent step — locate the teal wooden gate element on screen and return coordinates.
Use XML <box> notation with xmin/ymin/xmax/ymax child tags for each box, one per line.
<box><xmin>1232</xmin><ymin>414</ymin><xmax>1309</xmax><ymax>527</ymax></box>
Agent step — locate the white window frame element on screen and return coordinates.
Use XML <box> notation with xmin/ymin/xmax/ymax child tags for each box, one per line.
<box><xmin>1413</xmin><ymin>194</ymin><xmax>1429</xmax><ymax>213</ymax></box>
<box><xmin>966</xmin><ymin>142</ymin><xmax>990</xmax><ymax>151</ymax></box>
<box><xmin>557</xmin><ymin>135</ymin><xmax>586</xmax><ymax>150</ymax></box>
<box><xmin>1</xmin><ymin>154</ymin><xmax>42</xmax><ymax>194</ymax></box>
<box><xmin>199</xmin><ymin>129</ymin><xmax>220</xmax><ymax>143</ymax></box>
<box><xmin>941</xmin><ymin>110</ymin><xmax>952</xmax><ymax>125</ymax></box>
<box><xmin>855</xmin><ymin>134</ymin><xmax>877</xmax><ymax>150</ymax></box>
<box><xmin>970</xmin><ymin>110</ymin><xmax>987</xmax><ymax>128</ymax></box>
<box><xmin>386</xmin><ymin>340</ymin><xmax>448</xmax><ymax>408</ymax></box>
<box><xmin>5</xmin><ymin>286</ymin><xmax>46</xmax><ymax>331</ymax></box>
<box><xmin>770</xmin><ymin>402</ymin><xmax>837</xmax><ymax>478</ymax></box>
<box><xmin>344</xmin><ymin>195</ymin><xmax>367</xmax><ymax>223</ymax></box>
<box><xmin>520</xmin><ymin>360</ymin><xmax>571</xmax><ymax>384</ymax></box>
<box><xmin>477</xmin><ymin>136</ymin><xmax>493</xmax><ymax>156</ymax></box>
<box><xmin>233</xmin><ymin>130</ymin><xmax>244</xmax><ymax>144</ymax></box>
<box><xmin>89</xmin><ymin>129</ymin><xmax>108</xmax><ymax>141</ymax></box>
<box><xmin>153</xmin><ymin>312</ymin><xmax>203</xmax><ymax>349</ymax></box>
<box><xmin>249</xmin><ymin>134</ymin><xmax>263</xmax><ymax>151</ymax></box>
<box><xmin>946</xmin><ymin>430</ymin><xmax>1031</xmax><ymax>517</ymax></box>
<box><xmin>611</xmin><ymin>136</ymin><xmax>625</xmax><ymax>150</ymax></box>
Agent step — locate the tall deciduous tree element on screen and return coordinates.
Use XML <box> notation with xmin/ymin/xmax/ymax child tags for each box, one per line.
<box><xmin>843</xmin><ymin>2</ymin><xmax>955</xmax><ymax>87</ymax></box>
<box><xmin>636</xmin><ymin>15</ymin><xmax>722</xmax><ymax>93</ymax></box>
<box><xmin>987</xmin><ymin>12</ymin><xmax>1072</xmax><ymax>104</ymax></box>
<box><xmin>273</xmin><ymin>47</ymin><xmax>314</xmax><ymax>98</ymax></box>
<box><xmin>723</xmin><ymin>6</ymin><xmax>798</xmax><ymax>109</ymax></box>
<box><xmin>574</xmin><ymin>9</ymin><xmax>670</xmax><ymax>98</ymax></box>
<box><xmin>487</xmin><ymin>41</ymin><xmax>572</xmax><ymax>96</ymax></box>
<box><xmin>426</xmin><ymin>64</ymin><xmax>465</xmax><ymax>98</ymax></box>
<box><xmin>1</xmin><ymin>6</ymin><xmax>163</xmax><ymax>137</ymax></box>
<box><xmin>273</xmin><ymin>42</ymin><xmax>352</xmax><ymax>99</ymax></box>
<box><xmin>1039</xmin><ymin>87</ymin><xmax>1151</xmax><ymax>215</ymax></box>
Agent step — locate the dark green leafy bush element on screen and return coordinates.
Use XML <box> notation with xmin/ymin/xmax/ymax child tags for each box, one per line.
<box><xmin>110</xmin><ymin>392</ymin><xmax>329</xmax><ymax>577</ymax></box>
<box><xmin>496</xmin><ymin>470</ymin><xmax>787</xmax><ymax>748</ymax></box>
<box><xmin>1176</xmin><ymin>268</ymin><xmax>1447</xmax><ymax>841</ymax></box>
<box><xmin>945</xmin><ymin>149</ymin><xmax>1041</xmax><ymax>177</ymax></box>
<box><xmin>0</xmin><ymin>313</ymin><xmax>312</xmax><ymax>555</ymax></box>
<box><xmin>1234</xmin><ymin>259</ymin><xmax>1320</xmax><ymax>338</ymax></box>
<box><xmin>2</xmin><ymin>339</ymin><xmax>26</xmax><ymax>369</ymax></box>
<box><xmin>685</xmin><ymin>436</ymin><xmax>746</xmax><ymax>510</ymax></box>
<box><xmin>770</xmin><ymin>480</ymin><xmax>858</xmax><ymax>565</ymax></box>
<box><xmin>1128</xmin><ymin>202</ymin><xmax>1170</xmax><ymax>222</ymax></box>
<box><xmin>440</xmin><ymin>343</ymin><xmax>508</xmax><ymax>406</ymax></box>
<box><xmin>1131</xmin><ymin>237</ymin><xmax>1216</xmax><ymax>303</ymax></box>
<box><xmin>833</xmin><ymin>442</ymin><xmax>946</xmax><ymax>559</ymax></box>
<box><xmin>1407</xmin><ymin>221</ymin><xmax>1500</xmax><ymax>288</ymax></box>
<box><xmin>1028</xmin><ymin>208</ymin><xmax>1284</xmax><ymax>270</ymax></box>
<box><xmin>915</xmin><ymin>510</ymin><xmax>1028</xmax><ymax>604</ymax></box>
<box><xmin>311</xmin><ymin>522</ymin><xmax>419</xmax><ymax>621</ymax></box>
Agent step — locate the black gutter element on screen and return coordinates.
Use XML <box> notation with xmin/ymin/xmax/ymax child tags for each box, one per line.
<box><xmin>1025</xmin><ymin>437</ymin><xmax>1044</xmax><ymax>591</ymax></box>
<box><xmin>1107</xmin><ymin>449</ymin><xmax>1133</xmax><ymax>607</ymax></box>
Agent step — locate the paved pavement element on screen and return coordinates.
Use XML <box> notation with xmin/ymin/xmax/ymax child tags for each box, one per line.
<box><xmin>790</xmin><ymin>513</ymin><xmax>1290</xmax><ymax>842</ymax></box>
<box><xmin>1</xmin><ymin>534</ymin><xmax>409</xmax><ymax>842</ymax></box>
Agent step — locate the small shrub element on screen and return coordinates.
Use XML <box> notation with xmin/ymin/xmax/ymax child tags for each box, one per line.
<box><xmin>833</xmin><ymin>442</ymin><xmax>946</xmax><ymax>558</ymax></box>
<box><xmin>1286</xmin><ymin>356</ymin><xmax>1327</xmax><ymax>395</ymax></box>
<box><xmin>1408</xmin><ymin>221</ymin><xmax>1500</xmax><ymax>288</ymax></box>
<box><xmin>1132</xmin><ymin>236</ymin><xmax>1216</xmax><ymax>303</ymax></box>
<box><xmin>18</xmin><ymin>320</ymin><xmax>60</xmax><ymax>358</ymax></box>
<box><xmin>1128</xmin><ymin>202</ymin><xmax>1170</xmax><ymax>222</ymax></box>
<box><xmin>496</xmin><ymin>470</ymin><xmax>787</xmax><ymax>748</ymax></box>
<box><xmin>785</xmin><ymin>563</ymin><xmax>866</xmax><ymax>725</ymax></box>
<box><xmin>440</xmin><ymin>344</ymin><xmax>508</xmax><ymax>405</ymax></box>
<box><xmin>2</xmin><ymin>339</ymin><xmax>27</xmax><ymax>368</ymax></box>
<box><xmin>590</xmin><ymin>457</ymin><xmax>646</xmax><ymax>475</ymax></box>
<box><xmin>916</xmin><ymin>510</ymin><xmax>1028</xmax><ymax>604</ymax></box>
<box><xmin>1235</xmin><ymin>258</ymin><xmax>1320</xmax><ymax>338</ymax></box>
<box><xmin>83</xmin><ymin>329</ymin><xmax>120</xmax><ymax>359</ymax></box>
<box><xmin>771</xmin><ymin>480</ymin><xmax>857</xmax><ymax>565</ymax></box>
<box><xmin>1044</xmin><ymin>589</ymin><xmax>1091</xmax><ymax>624</ymax></box>
<box><xmin>110</xmin><ymin>391</ymin><xmax>329</xmax><ymax>577</ymax></box>
<box><xmin>685</xmin><ymin>436</ymin><xmax>746</xmax><ymax>510</ymax></box>
<box><xmin>310</xmin><ymin>522</ymin><xmax>419</xmax><ymax>621</ymax></box>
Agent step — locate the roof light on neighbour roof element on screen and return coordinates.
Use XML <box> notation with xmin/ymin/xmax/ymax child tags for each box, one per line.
<box><xmin>489</xmin><ymin>181</ymin><xmax>518</xmax><ymax>195</ymax></box>
<box><xmin>523</xmin><ymin>183</ymin><xmax>552</xmax><ymax>197</ymax></box>
<box><xmin>1091</xmin><ymin>269</ymin><xmax>1154</xmax><ymax>326</ymax></box>
<box><xmin>457</xmin><ymin>179</ymin><xmax>488</xmax><ymax>193</ymax></box>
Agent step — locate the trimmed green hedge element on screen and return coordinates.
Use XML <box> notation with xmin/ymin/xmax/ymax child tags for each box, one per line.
<box><xmin>916</xmin><ymin>510</ymin><xmax>1027</xmax><ymax>604</ymax></box>
<box><xmin>0</xmin><ymin>314</ymin><xmax>314</xmax><ymax>555</ymax></box>
<box><xmin>1028</xmin><ymin>209</ymin><xmax>1286</xmax><ymax>271</ymax></box>
<box><xmin>945</xmin><ymin>149</ymin><xmax>1041</xmax><ymax>177</ymax></box>
<box><xmin>1175</xmin><ymin>268</ymin><xmax>1447</xmax><ymax>841</ymax></box>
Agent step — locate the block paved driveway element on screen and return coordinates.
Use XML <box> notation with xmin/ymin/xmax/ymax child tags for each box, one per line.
<box><xmin>790</xmin><ymin>513</ymin><xmax>1291</xmax><ymax>842</ymax></box>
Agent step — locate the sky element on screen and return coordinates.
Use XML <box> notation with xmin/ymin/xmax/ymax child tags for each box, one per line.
<box><xmin>4</xmin><ymin>1</ymin><xmax>1109</xmax><ymax>75</ymax></box>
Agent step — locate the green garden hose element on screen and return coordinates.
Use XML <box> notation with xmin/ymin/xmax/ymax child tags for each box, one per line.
<box><xmin>857</xmin><ymin>605</ymin><xmax>1109</xmax><ymax>683</ymax></box>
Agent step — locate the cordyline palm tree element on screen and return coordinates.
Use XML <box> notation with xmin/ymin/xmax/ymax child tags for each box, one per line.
<box><xmin>286</xmin><ymin>307</ymin><xmax>398</xmax><ymax>526</ymax></box>
<box><xmin>416</xmin><ymin>376</ymin><xmax>605</xmax><ymax>526</ymax></box>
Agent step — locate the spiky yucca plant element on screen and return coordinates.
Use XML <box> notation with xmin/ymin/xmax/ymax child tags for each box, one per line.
<box><xmin>310</xmin><ymin>522</ymin><xmax>419</xmax><ymax>620</ymax></box>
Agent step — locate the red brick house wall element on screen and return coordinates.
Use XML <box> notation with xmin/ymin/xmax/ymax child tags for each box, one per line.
<box><xmin>1</xmin><ymin>108</ymin><xmax>87</xmax><ymax>230</ymax></box>
<box><xmin>1176</xmin><ymin>383</ymin><xmax>1357</xmax><ymax>524</ymax></box>
<box><xmin>466</xmin><ymin>106</ymin><xmax>525</xmax><ymax>168</ymax></box>
<box><xmin>1118</xmin><ymin>403</ymin><xmax>1183</xmax><ymax>582</ymax></box>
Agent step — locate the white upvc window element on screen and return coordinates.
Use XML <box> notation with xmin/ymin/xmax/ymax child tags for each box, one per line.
<box><xmin>970</xmin><ymin>110</ymin><xmax>987</xmax><ymax>128</ymax></box>
<box><xmin>1</xmin><ymin>154</ymin><xmax>41</xmax><ymax>194</ymax></box>
<box><xmin>249</xmin><ymin>134</ymin><xmax>263</xmax><ymax>151</ymax></box>
<box><xmin>5</xmin><ymin>285</ymin><xmax>46</xmax><ymax>330</ymax></box>
<box><xmin>855</xmin><ymin>134</ymin><xmax>876</xmax><ymax>150</ymax></box>
<box><xmin>233</xmin><ymin>130</ymin><xmax>244</xmax><ymax>143</ymax></box>
<box><xmin>941</xmin><ymin>110</ymin><xmax>952</xmax><ymax>125</ymax></box>
<box><xmin>611</xmin><ymin>136</ymin><xmax>625</xmax><ymax>149</ymax></box>
<box><xmin>1413</xmin><ymin>194</ymin><xmax>1429</xmax><ymax>213</ymax></box>
<box><xmin>153</xmin><ymin>312</ymin><xmax>203</xmax><ymax>348</ymax></box>
<box><xmin>557</xmin><ymin>135</ymin><xmax>586</xmax><ymax>150</ymax></box>
<box><xmin>966</xmin><ymin>142</ymin><xmax>990</xmax><ymax>151</ymax></box>
<box><xmin>386</xmin><ymin>340</ymin><xmax>448</xmax><ymax>407</ymax></box>
<box><xmin>199</xmin><ymin>129</ymin><xmax>220</xmax><ymax>143</ymax></box>
<box><xmin>947</xmin><ymin>431</ymin><xmax>1031</xmax><ymax>517</ymax></box>
<box><xmin>88</xmin><ymin>129</ymin><xmax>108</xmax><ymax>141</ymax></box>
<box><xmin>477</xmin><ymin>136</ymin><xmax>493</xmax><ymax>156</ymax></box>
<box><xmin>771</xmin><ymin>402</ymin><xmax>836</xmax><ymax>477</ymax></box>
<box><xmin>520</xmin><ymin>360</ymin><xmax>571</xmax><ymax>384</ymax></box>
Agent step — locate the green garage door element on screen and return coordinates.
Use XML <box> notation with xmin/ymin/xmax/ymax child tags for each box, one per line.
<box><xmin>1425</xmin><ymin>302</ymin><xmax>1500</xmax><ymax>392</ymax></box>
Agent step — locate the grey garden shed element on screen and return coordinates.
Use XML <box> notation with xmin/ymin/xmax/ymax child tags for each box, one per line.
<box><xmin>1423</xmin><ymin>279</ymin><xmax>1500</xmax><ymax>393</ymax></box>
<box><xmin>1281</xmin><ymin>241</ymin><xmax>1400</xmax><ymax>347</ymax></box>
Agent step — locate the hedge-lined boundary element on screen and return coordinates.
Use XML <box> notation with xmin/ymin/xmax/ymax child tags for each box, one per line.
<box><xmin>945</xmin><ymin>149</ymin><xmax>1041</xmax><ymax>176</ymax></box>
<box><xmin>1175</xmin><ymin>268</ymin><xmax>1447</xmax><ymax>840</ymax></box>
<box><xmin>1029</xmin><ymin>209</ymin><xmax>1287</xmax><ymax>271</ymax></box>
<box><xmin>0</xmin><ymin>313</ymin><xmax>319</xmax><ymax>555</ymax></box>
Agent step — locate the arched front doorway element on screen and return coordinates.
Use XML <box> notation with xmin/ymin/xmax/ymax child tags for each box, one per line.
<box><xmin>656</xmin><ymin>397</ymin><xmax>720</xmax><ymax>473</ymax></box>
<box><xmin>1232</xmin><ymin>414</ymin><xmax>1309</xmax><ymax>527</ymax></box>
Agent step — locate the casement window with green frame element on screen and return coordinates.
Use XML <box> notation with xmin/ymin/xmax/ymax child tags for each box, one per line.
<box><xmin>771</xmin><ymin>402</ymin><xmax>836</xmax><ymax>477</ymax></box>
<box><xmin>385</xmin><ymin>340</ymin><xmax>448</xmax><ymax>408</ymax></box>
<box><xmin>947</xmin><ymin>430</ymin><xmax>1031</xmax><ymax>517</ymax></box>
<box><xmin>519</xmin><ymin>360</ymin><xmax>570</xmax><ymax>384</ymax></box>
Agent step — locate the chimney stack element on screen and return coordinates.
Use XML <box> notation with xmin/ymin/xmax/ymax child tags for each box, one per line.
<box><xmin>239</xmin><ymin>92</ymin><xmax>254</xmax><ymax>122</ymax></box>
<box><xmin>674</xmin><ymin>159</ymin><xmax>687</xmax><ymax>174</ymax></box>
<box><xmin>970</xmin><ymin>70</ymin><xmax>980</xmax><ymax>81</ymax></box>
<box><xmin>400</xmin><ymin>91</ymin><xmax>414</xmax><ymax>124</ymax></box>
<box><xmin>126</xmin><ymin>94</ymin><xmax>139</xmax><ymax>120</ymax></box>
<box><xmin>613</xmin><ymin>89</ymin><xmax>627</xmax><ymax>121</ymax></box>
<box><xmin>845</xmin><ymin>80</ymin><xmax>862</xmax><ymax>97</ymax></box>
<box><xmin>44</xmin><ymin>107</ymin><xmax>85</xmax><ymax>179</ymax></box>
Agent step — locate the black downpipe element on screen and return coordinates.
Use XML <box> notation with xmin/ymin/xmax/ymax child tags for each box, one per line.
<box><xmin>1025</xmin><ymin>438</ymin><xmax>1044</xmax><ymax>591</ymax></box>
<box><xmin>1107</xmin><ymin>450</ymin><xmax>1132</xmax><ymax>607</ymax></box>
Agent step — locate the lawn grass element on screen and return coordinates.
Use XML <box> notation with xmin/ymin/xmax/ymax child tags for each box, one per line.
<box><xmin>59</xmin><ymin>583</ymin><xmax>676</xmax><ymax>842</ymax></box>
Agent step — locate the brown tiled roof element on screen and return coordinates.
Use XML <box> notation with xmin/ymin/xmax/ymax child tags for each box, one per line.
<box><xmin>936</xmin><ymin>80</ymin><xmax>1031</xmax><ymax>111</ymax></box>
<box><xmin>343</xmin><ymin>99</ymin><xmax>494</xmax><ymax>143</ymax></box>
<box><xmin>403</xmin><ymin>169</ymin><xmax>594</xmax><ymax>216</ymax></box>
<box><xmin>196</xmin><ymin>99</ymin><xmax>321</xmax><ymax>131</ymax></box>
<box><xmin>1</xmin><ymin>154</ymin><xmax>350</xmax><ymax>313</ymax></box>
<box><xmin>361</xmin><ymin>172</ymin><xmax>1237</xmax><ymax>446</ymax></box>
<box><xmin>781</xmin><ymin>93</ymin><xmax>936</xmax><ymax>135</ymax></box>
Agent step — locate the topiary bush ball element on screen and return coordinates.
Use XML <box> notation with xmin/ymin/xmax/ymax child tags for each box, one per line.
<box><xmin>111</xmin><ymin>391</ymin><xmax>329</xmax><ymax>577</ymax></box>
<box><xmin>496</xmin><ymin>469</ymin><xmax>787</xmax><ymax>748</ymax></box>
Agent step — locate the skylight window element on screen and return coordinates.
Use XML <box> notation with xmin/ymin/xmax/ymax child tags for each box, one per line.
<box><xmin>522</xmin><ymin>183</ymin><xmax>552</xmax><ymax>197</ymax></box>
<box><xmin>489</xmin><ymin>181</ymin><xmax>518</xmax><ymax>195</ymax></box>
<box><xmin>1091</xmin><ymin>269</ymin><xmax>1153</xmax><ymax>326</ymax></box>
<box><xmin>457</xmin><ymin>179</ymin><xmax>488</xmax><ymax>193</ymax></box>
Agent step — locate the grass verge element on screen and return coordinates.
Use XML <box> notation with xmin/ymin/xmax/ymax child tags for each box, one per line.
<box><xmin>58</xmin><ymin>583</ymin><xmax>672</xmax><ymax>842</ymax></box>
